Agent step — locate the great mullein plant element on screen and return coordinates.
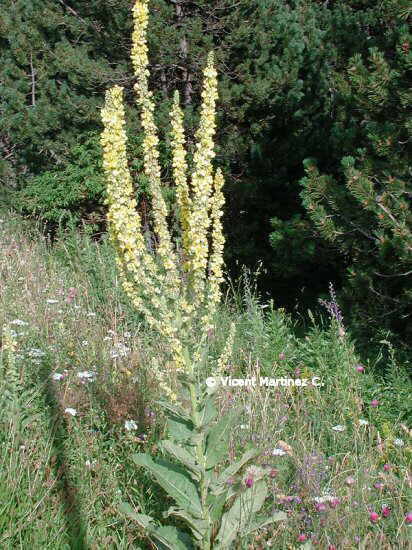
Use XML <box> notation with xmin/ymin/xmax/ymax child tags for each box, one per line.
<box><xmin>100</xmin><ymin>1</ymin><xmax>286</xmax><ymax>547</ymax></box>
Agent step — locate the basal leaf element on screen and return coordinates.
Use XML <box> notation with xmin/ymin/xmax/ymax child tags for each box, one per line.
<box><xmin>150</xmin><ymin>524</ymin><xmax>195</xmax><ymax>550</ymax></box>
<box><xmin>118</xmin><ymin>502</ymin><xmax>154</xmax><ymax>529</ymax></box>
<box><xmin>215</xmin><ymin>480</ymin><xmax>268</xmax><ymax>547</ymax></box>
<box><xmin>133</xmin><ymin>453</ymin><xmax>203</xmax><ymax>518</ymax></box>
<box><xmin>163</xmin><ymin>507</ymin><xmax>209</xmax><ymax>541</ymax></box>
<box><xmin>160</xmin><ymin>440</ymin><xmax>201</xmax><ymax>481</ymax></box>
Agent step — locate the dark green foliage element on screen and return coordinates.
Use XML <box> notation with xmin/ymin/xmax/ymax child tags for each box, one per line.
<box><xmin>16</xmin><ymin>132</ymin><xmax>106</xmax><ymax>225</ymax></box>
<box><xmin>0</xmin><ymin>0</ymin><xmax>133</xmax><ymax>184</ymax></box>
<box><xmin>300</xmin><ymin>5</ymin><xmax>411</xmax><ymax>341</ymax></box>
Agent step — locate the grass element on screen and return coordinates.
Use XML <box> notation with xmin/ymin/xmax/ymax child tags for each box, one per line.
<box><xmin>0</xmin><ymin>210</ymin><xmax>411</xmax><ymax>549</ymax></box>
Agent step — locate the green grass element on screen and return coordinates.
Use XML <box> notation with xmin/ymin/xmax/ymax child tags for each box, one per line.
<box><xmin>0</xmin><ymin>210</ymin><xmax>411</xmax><ymax>549</ymax></box>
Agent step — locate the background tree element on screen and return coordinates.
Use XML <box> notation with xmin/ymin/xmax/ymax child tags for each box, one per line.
<box><xmin>300</xmin><ymin>5</ymin><xmax>411</xmax><ymax>344</ymax></box>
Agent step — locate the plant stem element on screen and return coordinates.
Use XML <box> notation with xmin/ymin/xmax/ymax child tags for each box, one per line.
<box><xmin>189</xmin><ymin>379</ymin><xmax>212</xmax><ymax>549</ymax></box>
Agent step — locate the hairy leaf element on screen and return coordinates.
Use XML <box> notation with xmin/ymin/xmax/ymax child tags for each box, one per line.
<box><xmin>160</xmin><ymin>440</ymin><xmax>201</xmax><ymax>481</ymax></box>
<box><xmin>133</xmin><ymin>453</ymin><xmax>203</xmax><ymax>518</ymax></box>
<box><xmin>205</xmin><ymin>410</ymin><xmax>235</xmax><ymax>468</ymax></box>
<box><xmin>215</xmin><ymin>480</ymin><xmax>268</xmax><ymax>547</ymax></box>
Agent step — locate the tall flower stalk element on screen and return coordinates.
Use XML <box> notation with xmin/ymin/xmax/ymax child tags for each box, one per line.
<box><xmin>101</xmin><ymin>0</ymin><xmax>225</xmax><ymax>379</ymax></box>
<box><xmin>101</xmin><ymin>2</ymin><xmax>285</xmax><ymax>547</ymax></box>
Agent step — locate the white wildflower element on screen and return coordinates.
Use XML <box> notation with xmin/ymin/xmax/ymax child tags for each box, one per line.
<box><xmin>110</xmin><ymin>342</ymin><xmax>130</xmax><ymax>358</ymax></box>
<box><xmin>77</xmin><ymin>371</ymin><xmax>96</xmax><ymax>381</ymax></box>
<box><xmin>272</xmin><ymin>448</ymin><xmax>287</xmax><ymax>456</ymax></box>
<box><xmin>313</xmin><ymin>494</ymin><xmax>337</xmax><ymax>504</ymax></box>
<box><xmin>46</xmin><ymin>299</ymin><xmax>59</xmax><ymax>304</ymax></box>
<box><xmin>394</xmin><ymin>438</ymin><xmax>404</xmax><ymax>447</ymax></box>
<box><xmin>125</xmin><ymin>420</ymin><xmax>138</xmax><ymax>431</ymax></box>
<box><xmin>28</xmin><ymin>348</ymin><xmax>46</xmax><ymax>358</ymax></box>
<box><xmin>359</xmin><ymin>419</ymin><xmax>369</xmax><ymax>426</ymax></box>
<box><xmin>332</xmin><ymin>425</ymin><xmax>345</xmax><ymax>432</ymax></box>
<box><xmin>52</xmin><ymin>373</ymin><xmax>65</xmax><ymax>381</ymax></box>
<box><xmin>10</xmin><ymin>319</ymin><xmax>28</xmax><ymax>326</ymax></box>
<box><xmin>64</xmin><ymin>408</ymin><xmax>77</xmax><ymax>416</ymax></box>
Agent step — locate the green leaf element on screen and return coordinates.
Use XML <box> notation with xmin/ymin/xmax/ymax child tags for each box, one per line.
<box><xmin>133</xmin><ymin>453</ymin><xmax>203</xmax><ymax>518</ymax></box>
<box><xmin>198</xmin><ymin>394</ymin><xmax>218</xmax><ymax>427</ymax></box>
<box><xmin>215</xmin><ymin>480</ymin><xmax>268</xmax><ymax>547</ymax></box>
<box><xmin>150</xmin><ymin>525</ymin><xmax>195</xmax><ymax>550</ymax></box>
<box><xmin>205</xmin><ymin>410</ymin><xmax>236</xmax><ymax>468</ymax></box>
<box><xmin>156</xmin><ymin>400</ymin><xmax>190</xmax><ymax>422</ymax></box>
<box><xmin>118</xmin><ymin>502</ymin><xmax>154</xmax><ymax>529</ymax></box>
<box><xmin>160</xmin><ymin>440</ymin><xmax>201</xmax><ymax>481</ymax></box>
<box><xmin>167</xmin><ymin>414</ymin><xmax>194</xmax><ymax>442</ymax></box>
<box><xmin>163</xmin><ymin>507</ymin><xmax>209</xmax><ymax>541</ymax></box>
<box><xmin>207</xmin><ymin>492</ymin><xmax>227</xmax><ymax>523</ymax></box>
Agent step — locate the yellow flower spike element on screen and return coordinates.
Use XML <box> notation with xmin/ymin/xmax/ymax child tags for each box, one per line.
<box><xmin>101</xmin><ymin>86</ymin><xmax>163</xmax><ymax>311</ymax></box>
<box><xmin>170</xmin><ymin>90</ymin><xmax>191</xmax><ymax>266</ymax></box>
<box><xmin>216</xmin><ymin>322</ymin><xmax>236</xmax><ymax>375</ymax></box>
<box><xmin>187</xmin><ymin>52</ymin><xmax>218</xmax><ymax>300</ymax></box>
<box><xmin>207</xmin><ymin>168</ymin><xmax>225</xmax><ymax>312</ymax></box>
<box><xmin>131</xmin><ymin>1</ymin><xmax>179</xmax><ymax>298</ymax></box>
<box><xmin>131</xmin><ymin>0</ymin><xmax>149</xmax><ymax>80</ymax></box>
<box><xmin>2</xmin><ymin>324</ymin><xmax>17</xmax><ymax>354</ymax></box>
<box><xmin>101</xmin><ymin>0</ymin><xmax>226</xmax><ymax>378</ymax></box>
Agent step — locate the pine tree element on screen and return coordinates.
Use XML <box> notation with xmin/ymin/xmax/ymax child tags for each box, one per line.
<box><xmin>300</xmin><ymin>6</ymin><xmax>411</xmax><ymax>341</ymax></box>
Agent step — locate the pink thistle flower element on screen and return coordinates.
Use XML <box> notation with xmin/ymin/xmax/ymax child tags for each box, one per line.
<box><xmin>369</xmin><ymin>511</ymin><xmax>379</xmax><ymax>523</ymax></box>
<box><xmin>245</xmin><ymin>477</ymin><xmax>253</xmax><ymax>488</ymax></box>
<box><xmin>315</xmin><ymin>502</ymin><xmax>327</xmax><ymax>512</ymax></box>
<box><xmin>382</xmin><ymin>506</ymin><xmax>391</xmax><ymax>518</ymax></box>
<box><xmin>345</xmin><ymin>476</ymin><xmax>355</xmax><ymax>486</ymax></box>
<box><xmin>328</xmin><ymin>546</ymin><xmax>337</xmax><ymax>550</ymax></box>
<box><xmin>405</xmin><ymin>513</ymin><xmax>412</xmax><ymax>524</ymax></box>
<box><xmin>383</xmin><ymin>464</ymin><xmax>391</xmax><ymax>471</ymax></box>
<box><xmin>329</xmin><ymin>498</ymin><xmax>340</xmax><ymax>509</ymax></box>
<box><xmin>374</xmin><ymin>482</ymin><xmax>384</xmax><ymax>490</ymax></box>
<box><xmin>297</xmin><ymin>534</ymin><xmax>307</xmax><ymax>542</ymax></box>
<box><xmin>279</xmin><ymin>352</ymin><xmax>286</xmax><ymax>360</ymax></box>
<box><xmin>355</xmin><ymin>364</ymin><xmax>365</xmax><ymax>372</ymax></box>
<box><xmin>370</xmin><ymin>399</ymin><xmax>379</xmax><ymax>408</ymax></box>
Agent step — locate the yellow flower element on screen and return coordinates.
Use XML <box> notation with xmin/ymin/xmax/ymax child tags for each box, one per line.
<box><xmin>100</xmin><ymin>0</ymin><xmax>227</xmax><ymax>379</ymax></box>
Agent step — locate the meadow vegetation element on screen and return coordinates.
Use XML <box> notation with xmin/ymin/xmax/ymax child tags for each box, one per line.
<box><xmin>0</xmin><ymin>211</ymin><xmax>411</xmax><ymax>548</ymax></box>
